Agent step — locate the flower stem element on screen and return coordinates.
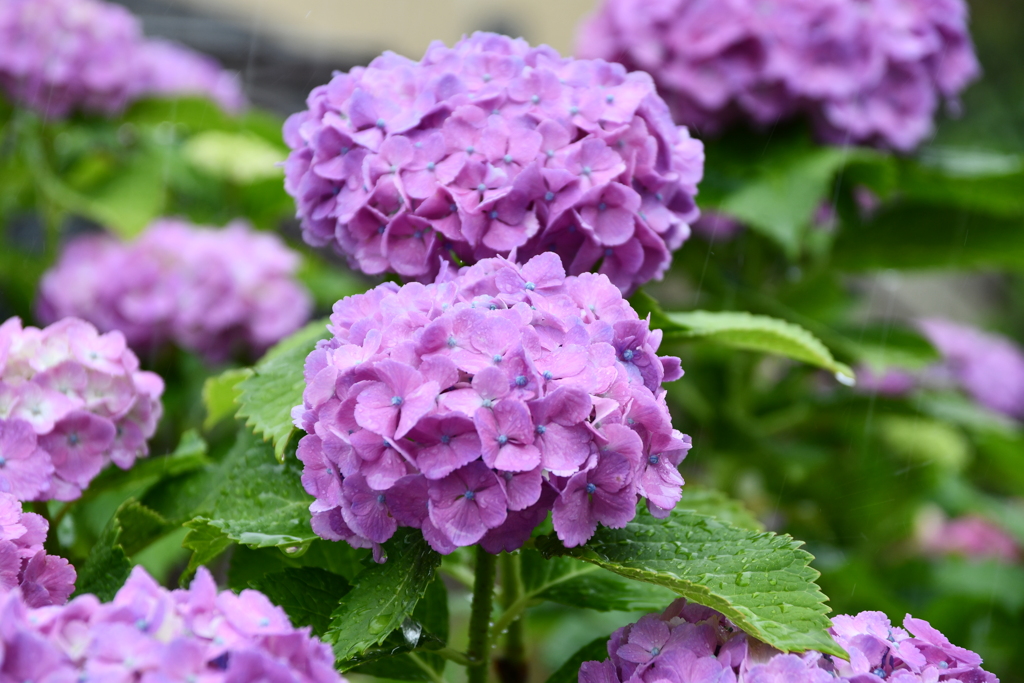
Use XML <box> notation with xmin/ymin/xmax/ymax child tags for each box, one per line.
<box><xmin>467</xmin><ymin>547</ymin><xmax>497</xmax><ymax>683</ymax></box>
<box><xmin>496</xmin><ymin>552</ymin><xmax>527</xmax><ymax>683</ymax></box>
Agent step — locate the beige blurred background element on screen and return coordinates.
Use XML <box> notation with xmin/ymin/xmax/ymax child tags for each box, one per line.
<box><xmin>172</xmin><ymin>0</ymin><xmax>598</xmax><ymax>59</ymax></box>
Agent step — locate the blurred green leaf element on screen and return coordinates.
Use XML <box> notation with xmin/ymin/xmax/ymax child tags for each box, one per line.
<box><xmin>251</xmin><ymin>567</ymin><xmax>352</xmax><ymax>637</ymax></box>
<box><xmin>183</xmin><ymin>130</ymin><xmax>284</xmax><ymax>184</ymax></box>
<box><xmin>236</xmin><ymin>319</ymin><xmax>330</xmax><ymax>461</ymax></box>
<box><xmin>933</xmin><ymin>558</ymin><xmax>1024</xmax><ymax>612</ymax></box>
<box><xmin>543</xmin><ymin>636</ymin><xmax>610</xmax><ymax>683</ymax></box>
<box><xmin>298</xmin><ymin>255</ymin><xmax>371</xmax><ymax>310</ymax></box>
<box><xmin>537</xmin><ymin>508</ymin><xmax>845</xmax><ymax>657</ymax></box>
<box><xmin>877</xmin><ymin>416</ymin><xmax>971</xmax><ymax>471</ymax></box>
<box><xmin>202</xmin><ymin>368</ymin><xmax>251</xmax><ymax>429</ymax></box>
<box><xmin>80</xmin><ymin>145</ymin><xmax>166</xmax><ymax>238</ymax></box>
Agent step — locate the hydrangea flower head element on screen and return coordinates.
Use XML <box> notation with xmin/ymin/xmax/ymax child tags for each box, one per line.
<box><xmin>0</xmin><ymin>316</ymin><xmax>163</xmax><ymax>501</ymax></box>
<box><xmin>39</xmin><ymin>219</ymin><xmax>313</xmax><ymax>363</ymax></box>
<box><xmin>916</xmin><ymin>508</ymin><xmax>1021</xmax><ymax>563</ymax></box>
<box><xmin>578</xmin><ymin>0</ymin><xmax>980</xmax><ymax>151</ymax></box>
<box><xmin>293</xmin><ymin>253</ymin><xmax>690</xmax><ymax>555</ymax></box>
<box><xmin>283</xmin><ymin>32</ymin><xmax>704</xmax><ymax>293</ymax></box>
<box><xmin>0</xmin><ymin>564</ymin><xmax>344</xmax><ymax>683</ymax></box>
<box><xmin>0</xmin><ymin>492</ymin><xmax>75</xmax><ymax>607</ymax></box>
<box><xmin>580</xmin><ymin>599</ymin><xmax>997</xmax><ymax>683</ymax></box>
<box><xmin>0</xmin><ymin>0</ymin><xmax>244</xmax><ymax>118</ymax></box>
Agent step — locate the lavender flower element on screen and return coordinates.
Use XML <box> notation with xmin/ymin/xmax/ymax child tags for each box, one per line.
<box><xmin>0</xmin><ymin>564</ymin><xmax>344</xmax><ymax>683</ymax></box>
<box><xmin>0</xmin><ymin>0</ymin><xmax>244</xmax><ymax>119</ymax></box>
<box><xmin>283</xmin><ymin>32</ymin><xmax>704</xmax><ymax>293</ymax></box>
<box><xmin>578</xmin><ymin>0</ymin><xmax>980</xmax><ymax>151</ymax></box>
<box><xmin>0</xmin><ymin>316</ymin><xmax>163</xmax><ymax>501</ymax></box>
<box><xmin>581</xmin><ymin>599</ymin><xmax>998</xmax><ymax>683</ymax></box>
<box><xmin>0</xmin><ymin>492</ymin><xmax>75</xmax><ymax>607</ymax></box>
<box><xmin>294</xmin><ymin>253</ymin><xmax>690</xmax><ymax>555</ymax></box>
<box><xmin>38</xmin><ymin>219</ymin><xmax>313</xmax><ymax>364</ymax></box>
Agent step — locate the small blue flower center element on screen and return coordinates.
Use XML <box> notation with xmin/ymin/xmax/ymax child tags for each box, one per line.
<box><xmin>604</xmin><ymin>248</ymin><xmax>614</xmax><ymax>257</ymax></box>
<box><xmin>67</xmin><ymin>433</ymin><xmax>80</xmax><ymax>446</ymax></box>
<box><xmin>543</xmin><ymin>371</ymin><xmax>553</xmax><ymax>380</ymax></box>
<box><xmin>622</xmin><ymin>349</ymin><xmax>635</xmax><ymax>361</ymax></box>
<box><xmin>503</xmin><ymin>154</ymin><xmax>513</xmax><ymax>164</ymax></box>
<box><xmin>531</xmin><ymin>95</ymin><xmax>540</xmax><ymax>104</ymax></box>
<box><xmin>490</xmin><ymin>210</ymin><xmax>499</xmax><ymax>219</ymax></box>
<box><xmin>466</xmin><ymin>146</ymin><xmax>476</xmax><ymax>154</ymax></box>
<box><xmin>482</xmin><ymin>398</ymin><xmax>495</xmax><ymax>408</ymax></box>
<box><xmin>650</xmin><ymin>647</ymin><xmax>660</xmax><ymax>656</ymax></box>
<box><xmin>535</xmin><ymin>425</ymin><xmax>547</xmax><ymax>435</ymax></box>
<box><xmin>585</xmin><ymin>483</ymin><xmax>597</xmax><ymax>494</ymax></box>
<box><xmin>449</xmin><ymin>203</ymin><xmax>458</xmax><ymax>213</ymax></box>
<box><xmin>648</xmin><ymin>454</ymin><xmax>660</xmax><ymax>465</ymax></box>
<box><xmin>441</xmin><ymin>434</ymin><xmax>452</xmax><ymax>444</ymax></box>
<box><xmin>447</xmin><ymin>335</ymin><xmax>458</xmax><ymax>348</ymax></box>
<box><xmin>377</xmin><ymin>225</ymin><xmax>386</xmax><ymax>234</ymax></box>
<box><xmin>377</xmin><ymin>494</ymin><xmax>386</xmax><ymax>504</ymax></box>
<box><xmin>135</xmin><ymin>619</ymin><xmax>147</xmax><ymax>630</ymax></box>
<box><xmin>546</xmin><ymin>149</ymin><xmax>555</xmax><ymax>158</ymax></box>
<box><xmin>464</xmin><ymin>490</ymin><xmax>476</xmax><ymax>501</ymax></box>
<box><xmin>375</xmin><ymin>118</ymin><xmax>386</xmax><ymax>128</ymax></box>
<box><xmin>483</xmin><ymin>73</ymin><xmax>492</xmax><ymax>82</ymax></box>
<box><xmin>477</xmin><ymin>183</ymin><xmax>487</xmax><ymax>192</ymax></box>
<box><xmin>544</xmin><ymin>191</ymin><xmax>555</xmax><ymax>201</ymax></box>
<box><xmin>497</xmin><ymin>435</ymin><xmax>509</xmax><ymax>445</ymax></box>
<box><xmin>427</xmin><ymin>161</ymin><xmax>436</xmax><ymax>171</ymax></box>
<box><xmin>503</xmin><ymin>471</ymin><xmax>514</xmax><ymax>481</ymax></box>
<box><xmin>391</xmin><ymin>396</ymin><xmax>404</xmax><ymax>406</ymax></box>
<box><xmin>515</xmin><ymin>375</ymin><xmax>528</xmax><ymax>387</ymax></box>
<box><xmin>492</xmin><ymin>354</ymin><xmax>503</xmax><ymax>363</ymax></box>
<box><xmin>569</xmin><ymin>106</ymin><xmax>579</xmax><ymax>115</ymax></box>
<box><xmin>598</xmin><ymin>202</ymin><xmax>607</xmax><ymax>211</ymax></box>
<box><xmin>581</xmin><ymin>165</ymin><xmax>592</xmax><ymax>176</ymax></box>
<box><xmin>0</xmin><ymin>456</ymin><xmax>6</xmax><ymax>467</ymax></box>
<box><xmin>606</xmin><ymin>94</ymin><xmax>615</xmax><ymax>103</ymax></box>
<box><xmin>259</xmin><ymin>618</ymin><xmax>271</xmax><ymax>627</ymax></box>
<box><xmin>524</xmin><ymin>282</ymin><xmax>536</xmax><ymax>291</ymax></box>
<box><xmin>872</xmin><ymin>669</ymin><xmax>886</xmax><ymax>679</ymax></box>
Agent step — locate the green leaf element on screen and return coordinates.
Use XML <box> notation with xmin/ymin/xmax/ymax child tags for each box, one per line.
<box><xmin>537</xmin><ymin>508</ymin><xmax>845</xmax><ymax>657</ymax></box>
<box><xmin>228</xmin><ymin>542</ymin><xmax>369</xmax><ymax>591</ymax></box>
<box><xmin>85</xmin><ymin>430</ymin><xmax>210</xmax><ymax>498</ymax></box>
<box><xmin>659</xmin><ymin>309</ymin><xmax>854</xmax><ymax>382</ymax></box>
<box><xmin>877</xmin><ymin>416</ymin><xmax>970</xmax><ymax>471</ymax></box>
<box><xmin>326</xmin><ymin>529</ymin><xmax>442</xmax><ymax>662</ymax></box>
<box><xmin>719</xmin><ymin>146</ymin><xmax>859</xmax><ymax>257</ymax></box>
<box><xmin>677</xmin><ymin>486</ymin><xmax>764</xmax><ymax>532</ymax></box>
<box><xmin>236</xmin><ymin>319</ymin><xmax>330</xmax><ymax>461</ymax></box>
<box><xmin>251</xmin><ymin>567</ymin><xmax>352</xmax><ymax>637</ymax></box>
<box><xmin>181</xmin><ymin>429</ymin><xmax>318</xmax><ymax>570</ymax></box>
<box><xmin>74</xmin><ymin>499</ymin><xmax>174</xmax><ymax>601</ymax></box>
<box><xmin>298</xmin><ymin>255</ymin><xmax>371</xmax><ymax>311</ymax></box>
<box><xmin>183</xmin><ymin>130</ymin><xmax>285</xmax><ymax>184</ymax></box>
<box><xmin>543</xmin><ymin>636</ymin><xmax>611</xmax><ymax>683</ymax></box>
<box><xmin>832</xmin><ymin>203</ymin><xmax>1024</xmax><ymax>271</ymax></box>
<box><xmin>81</xmin><ymin>145</ymin><xmax>166</xmax><ymax>238</ymax></box>
<box><xmin>933</xmin><ymin>558</ymin><xmax>1024</xmax><ymax>612</ymax></box>
<box><xmin>202</xmin><ymin>368</ymin><xmax>252</xmax><ymax>429</ymax></box>
<box><xmin>521</xmin><ymin>550</ymin><xmax>678</xmax><ymax>613</ymax></box>
<box><xmin>348</xmin><ymin>575</ymin><xmax>450</xmax><ymax>680</ymax></box>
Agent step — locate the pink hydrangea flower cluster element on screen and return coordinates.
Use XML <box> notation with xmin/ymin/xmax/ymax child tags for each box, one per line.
<box><xmin>581</xmin><ymin>599</ymin><xmax>997</xmax><ymax>683</ymax></box>
<box><xmin>0</xmin><ymin>565</ymin><xmax>344</xmax><ymax>683</ymax></box>
<box><xmin>293</xmin><ymin>253</ymin><xmax>690</xmax><ymax>556</ymax></box>
<box><xmin>0</xmin><ymin>317</ymin><xmax>163</xmax><ymax>501</ymax></box>
<box><xmin>283</xmin><ymin>32</ymin><xmax>704</xmax><ymax>293</ymax></box>
<box><xmin>577</xmin><ymin>0</ymin><xmax>980</xmax><ymax>151</ymax></box>
<box><xmin>0</xmin><ymin>492</ymin><xmax>75</xmax><ymax>607</ymax></box>
<box><xmin>38</xmin><ymin>219</ymin><xmax>313</xmax><ymax>364</ymax></box>
<box><xmin>916</xmin><ymin>509</ymin><xmax>1021</xmax><ymax>564</ymax></box>
<box><xmin>0</xmin><ymin>0</ymin><xmax>244</xmax><ymax>119</ymax></box>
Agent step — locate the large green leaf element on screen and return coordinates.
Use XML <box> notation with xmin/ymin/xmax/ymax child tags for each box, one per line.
<box><xmin>326</xmin><ymin>529</ymin><xmax>442</xmax><ymax>662</ymax></box>
<box><xmin>180</xmin><ymin>429</ymin><xmax>317</xmax><ymax>570</ymax></box>
<box><xmin>202</xmin><ymin>368</ymin><xmax>251</xmax><ymax>429</ymax></box>
<box><xmin>719</xmin><ymin>146</ymin><xmax>864</xmax><ymax>257</ymax></box>
<box><xmin>236</xmin><ymin>319</ymin><xmax>330</xmax><ymax>461</ymax></box>
<box><xmin>251</xmin><ymin>567</ymin><xmax>352</xmax><ymax>637</ymax></box>
<box><xmin>677</xmin><ymin>486</ymin><xmax>764</xmax><ymax>532</ymax></box>
<box><xmin>74</xmin><ymin>499</ymin><xmax>174</xmax><ymax>601</ymax></box>
<box><xmin>658</xmin><ymin>308</ymin><xmax>853</xmax><ymax>382</ymax></box>
<box><xmin>537</xmin><ymin>509</ymin><xmax>845</xmax><ymax>657</ymax></box>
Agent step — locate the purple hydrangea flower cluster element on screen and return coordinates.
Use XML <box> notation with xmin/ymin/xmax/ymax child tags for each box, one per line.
<box><xmin>0</xmin><ymin>0</ymin><xmax>244</xmax><ymax>119</ymax></box>
<box><xmin>293</xmin><ymin>253</ymin><xmax>690</xmax><ymax>555</ymax></box>
<box><xmin>577</xmin><ymin>0</ymin><xmax>980</xmax><ymax>151</ymax></box>
<box><xmin>283</xmin><ymin>32</ymin><xmax>704</xmax><ymax>293</ymax></box>
<box><xmin>916</xmin><ymin>508</ymin><xmax>1021</xmax><ymax>564</ymax></box>
<box><xmin>0</xmin><ymin>316</ymin><xmax>163</xmax><ymax>501</ymax></box>
<box><xmin>38</xmin><ymin>219</ymin><xmax>313</xmax><ymax>364</ymax></box>
<box><xmin>0</xmin><ymin>492</ymin><xmax>75</xmax><ymax>608</ymax></box>
<box><xmin>853</xmin><ymin>319</ymin><xmax>1024</xmax><ymax>420</ymax></box>
<box><xmin>0</xmin><ymin>564</ymin><xmax>344</xmax><ymax>683</ymax></box>
<box><xmin>580</xmin><ymin>599</ymin><xmax>997</xmax><ymax>683</ymax></box>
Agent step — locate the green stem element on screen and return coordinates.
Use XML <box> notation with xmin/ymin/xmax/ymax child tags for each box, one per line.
<box><xmin>408</xmin><ymin>653</ymin><xmax>447</xmax><ymax>683</ymax></box>
<box><xmin>432</xmin><ymin>647</ymin><xmax>472</xmax><ymax>667</ymax></box>
<box><xmin>467</xmin><ymin>547</ymin><xmax>497</xmax><ymax>683</ymax></box>
<box><xmin>496</xmin><ymin>553</ymin><xmax>527</xmax><ymax>683</ymax></box>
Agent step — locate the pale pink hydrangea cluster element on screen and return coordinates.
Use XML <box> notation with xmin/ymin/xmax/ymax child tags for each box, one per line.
<box><xmin>916</xmin><ymin>509</ymin><xmax>1021</xmax><ymax>564</ymax></box>
<box><xmin>0</xmin><ymin>492</ymin><xmax>75</xmax><ymax>608</ymax></box>
<box><xmin>581</xmin><ymin>599</ymin><xmax>997</xmax><ymax>683</ymax></box>
<box><xmin>0</xmin><ymin>0</ymin><xmax>245</xmax><ymax>118</ymax></box>
<box><xmin>578</xmin><ymin>0</ymin><xmax>980</xmax><ymax>151</ymax></box>
<box><xmin>38</xmin><ymin>219</ymin><xmax>313</xmax><ymax>363</ymax></box>
<box><xmin>0</xmin><ymin>317</ymin><xmax>163</xmax><ymax>501</ymax></box>
<box><xmin>284</xmin><ymin>32</ymin><xmax>704</xmax><ymax>293</ymax></box>
<box><xmin>0</xmin><ymin>565</ymin><xmax>344</xmax><ymax>683</ymax></box>
<box><xmin>293</xmin><ymin>253</ymin><xmax>690</xmax><ymax>556</ymax></box>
